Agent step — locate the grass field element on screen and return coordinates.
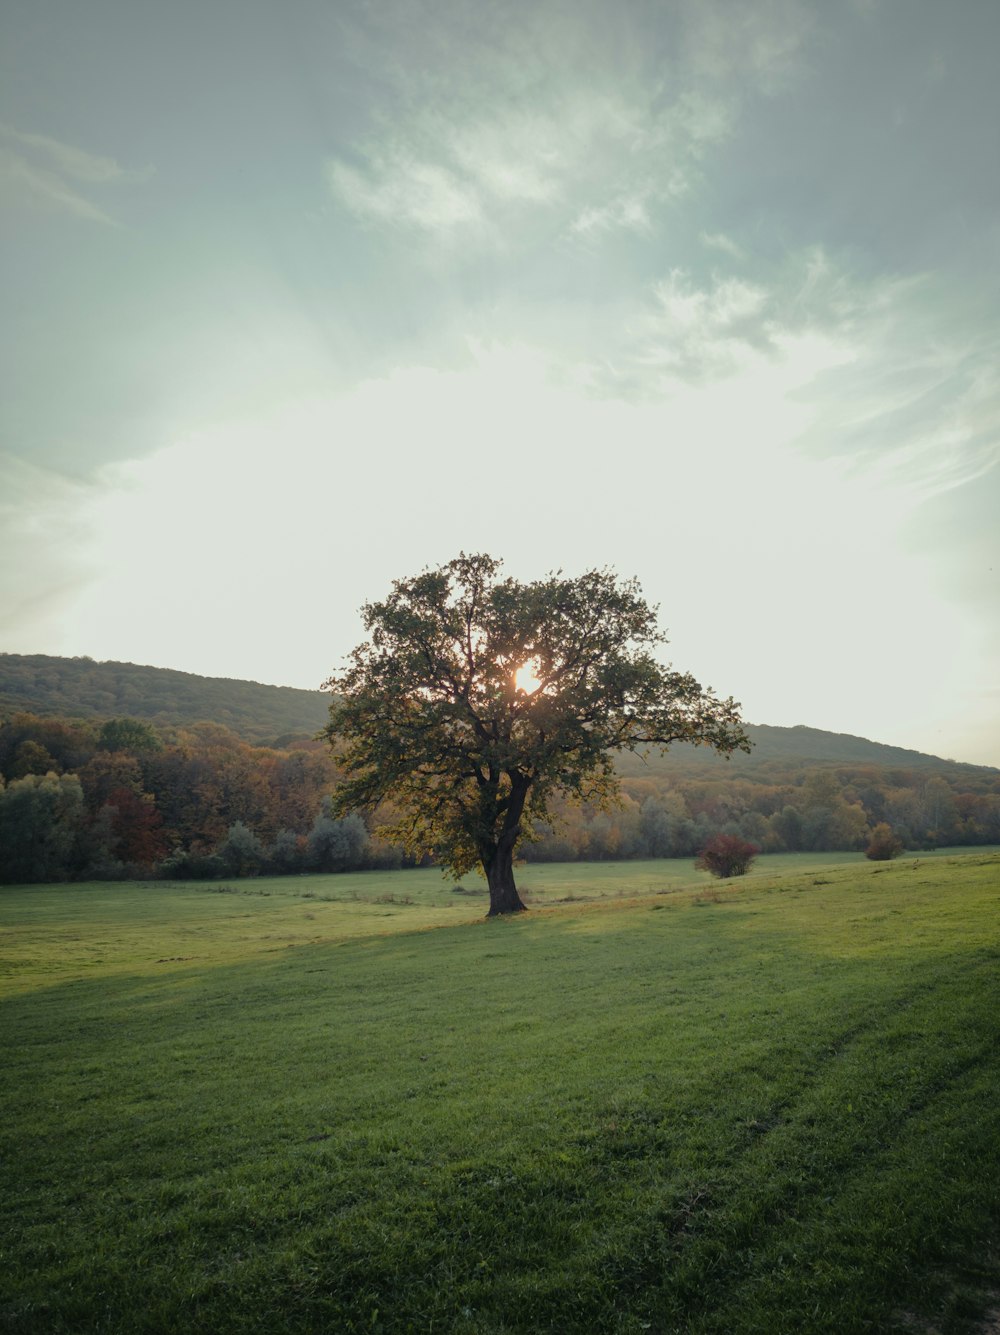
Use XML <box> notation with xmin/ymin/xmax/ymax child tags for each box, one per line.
<box><xmin>3</xmin><ymin>851</ymin><xmax>1000</xmax><ymax>1332</ymax></box>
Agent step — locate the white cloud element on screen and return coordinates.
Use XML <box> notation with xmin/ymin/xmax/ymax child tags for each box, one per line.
<box><xmin>680</xmin><ymin>0</ymin><xmax>812</xmax><ymax>94</ymax></box>
<box><xmin>654</xmin><ymin>270</ymin><xmax>768</xmax><ymax>330</ymax></box>
<box><xmin>0</xmin><ymin>147</ymin><xmax>116</xmax><ymax>224</ymax></box>
<box><xmin>325</xmin><ymin>90</ymin><xmax>644</xmax><ymax>238</ymax></box>
<box><xmin>323</xmin><ymin>0</ymin><xmax>813</xmax><ymax>251</ymax></box>
<box><xmin>0</xmin><ymin>124</ymin><xmax>146</xmax><ymax>224</ymax></box>
<box><xmin>581</xmin><ymin>245</ymin><xmax>999</xmax><ymax>542</ymax></box>
<box><xmin>596</xmin><ymin>268</ymin><xmax>789</xmax><ymax>388</ymax></box>
<box><xmin>700</xmin><ymin>231</ymin><xmax>745</xmax><ymax>260</ymax></box>
<box><xmin>1</xmin><ymin>124</ymin><xmax>129</xmax><ymax>183</ymax></box>
<box><xmin>446</xmin><ymin>111</ymin><xmax>565</xmax><ymax>205</ymax></box>
<box><xmin>571</xmin><ymin>194</ymin><xmax>652</xmax><ymax>238</ymax></box>
<box><xmin>324</xmin><ymin>18</ymin><xmax>747</xmax><ymax>246</ymax></box>
<box><xmin>326</xmin><ymin>86</ymin><xmax>727</xmax><ymax>243</ymax></box>
<box><xmin>327</xmin><ymin>153</ymin><xmax>482</xmax><ymax>233</ymax></box>
<box><xmin>322</xmin><ymin>0</ymin><xmax>814</xmax><ymax>249</ymax></box>
<box><xmin>789</xmin><ymin>273</ymin><xmax>1000</xmax><ymax>504</ymax></box>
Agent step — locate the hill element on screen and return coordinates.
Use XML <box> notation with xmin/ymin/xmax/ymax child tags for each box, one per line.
<box><xmin>0</xmin><ymin>653</ymin><xmax>329</xmax><ymax>744</ymax></box>
<box><xmin>617</xmin><ymin>722</ymin><xmax>993</xmax><ymax>779</ymax></box>
<box><xmin>0</xmin><ymin>652</ymin><xmax>993</xmax><ymax>773</ymax></box>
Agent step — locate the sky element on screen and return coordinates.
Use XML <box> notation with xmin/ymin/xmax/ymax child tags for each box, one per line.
<box><xmin>1</xmin><ymin>0</ymin><xmax>998</xmax><ymax>766</ymax></box>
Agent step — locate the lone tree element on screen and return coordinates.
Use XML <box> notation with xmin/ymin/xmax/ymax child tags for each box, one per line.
<box><xmin>324</xmin><ymin>554</ymin><xmax>751</xmax><ymax>916</ymax></box>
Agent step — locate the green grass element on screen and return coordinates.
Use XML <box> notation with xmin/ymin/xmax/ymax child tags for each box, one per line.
<box><xmin>3</xmin><ymin>852</ymin><xmax>1000</xmax><ymax>1333</ymax></box>
<box><xmin>11</xmin><ymin>852</ymin><xmax>990</xmax><ymax>996</ymax></box>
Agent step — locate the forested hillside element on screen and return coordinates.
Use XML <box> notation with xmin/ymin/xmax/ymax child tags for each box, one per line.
<box><xmin>1</xmin><ymin>654</ymin><xmax>998</xmax><ymax>884</ymax></box>
<box><xmin>618</xmin><ymin>723</ymin><xmax>984</xmax><ymax>776</ymax></box>
<box><xmin>0</xmin><ymin>654</ymin><xmax>987</xmax><ymax>772</ymax></box>
<box><xmin>0</xmin><ymin>654</ymin><xmax>328</xmax><ymax>743</ymax></box>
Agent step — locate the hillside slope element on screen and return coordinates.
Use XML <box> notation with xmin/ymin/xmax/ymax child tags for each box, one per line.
<box><xmin>0</xmin><ymin>653</ymin><xmax>329</xmax><ymax>744</ymax></box>
<box><xmin>616</xmin><ymin>723</ymin><xmax>991</xmax><ymax>778</ymax></box>
<box><xmin>0</xmin><ymin>652</ymin><xmax>993</xmax><ymax>772</ymax></box>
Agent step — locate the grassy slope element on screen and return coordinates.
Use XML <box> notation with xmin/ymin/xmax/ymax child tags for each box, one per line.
<box><xmin>2</xmin><ymin>853</ymin><xmax>999</xmax><ymax>1334</ymax></box>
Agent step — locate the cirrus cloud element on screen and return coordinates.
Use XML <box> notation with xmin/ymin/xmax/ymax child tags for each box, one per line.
<box><xmin>0</xmin><ymin>123</ymin><xmax>149</xmax><ymax>225</ymax></box>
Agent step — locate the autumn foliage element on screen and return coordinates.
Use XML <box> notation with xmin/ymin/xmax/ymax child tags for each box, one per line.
<box><xmin>695</xmin><ymin>833</ymin><xmax>760</xmax><ymax>879</ymax></box>
<box><xmin>865</xmin><ymin>822</ymin><xmax>904</xmax><ymax>861</ymax></box>
<box><xmin>2</xmin><ymin>692</ymin><xmax>1000</xmax><ymax>885</ymax></box>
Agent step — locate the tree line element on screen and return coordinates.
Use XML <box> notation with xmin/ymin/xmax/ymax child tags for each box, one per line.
<box><xmin>529</xmin><ymin>764</ymin><xmax>1000</xmax><ymax>861</ymax></box>
<box><xmin>0</xmin><ymin>709</ymin><xmax>998</xmax><ymax>885</ymax></box>
<box><xmin>0</xmin><ymin>712</ymin><xmax>384</xmax><ymax>884</ymax></box>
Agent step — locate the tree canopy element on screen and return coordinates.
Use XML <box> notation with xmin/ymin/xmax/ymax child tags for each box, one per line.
<box><xmin>324</xmin><ymin>554</ymin><xmax>752</xmax><ymax>915</ymax></box>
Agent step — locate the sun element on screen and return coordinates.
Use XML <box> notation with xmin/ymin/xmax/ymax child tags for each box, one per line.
<box><xmin>514</xmin><ymin>657</ymin><xmax>543</xmax><ymax>695</ymax></box>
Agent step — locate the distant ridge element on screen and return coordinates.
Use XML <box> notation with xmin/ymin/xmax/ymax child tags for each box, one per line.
<box><xmin>0</xmin><ymin>652</ymin><xmax>993</xmax><ymax>771</ymax></box>
<box><xmin>0</xmin><ymin>653</ymin><xmax>329</xmax><ymax>744</ymax></box>
<box><xmin>746</xmin><ymin>723</ymin><xmax>979</xmax><ymax>768</ymax></box>
<box><xmin>616</xmin><ymin>722</ymin><xmax>994</xmax><ymax>778</ymax></box>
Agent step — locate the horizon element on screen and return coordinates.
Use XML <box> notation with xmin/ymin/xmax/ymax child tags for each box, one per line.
<box><xmin>2</xmin><ymin>1</ymin><xmax>998</xmax><ymax>766</ymax></box>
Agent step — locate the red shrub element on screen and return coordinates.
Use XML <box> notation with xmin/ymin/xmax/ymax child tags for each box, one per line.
<box><xmin>695</xmin><ymin>834</ymin><xmax>759</xmax><ymax>879</ymax></box>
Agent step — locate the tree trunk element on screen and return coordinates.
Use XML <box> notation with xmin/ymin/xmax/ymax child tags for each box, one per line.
<box><xmin>485</xmin><ymin>844</ymin><xmax>527</xmax><ymax>916</ymax></box>
<box><xmin>483</xmin><ymin>774</ymin><xmax>529</xmax><ymax>916</ymax></box>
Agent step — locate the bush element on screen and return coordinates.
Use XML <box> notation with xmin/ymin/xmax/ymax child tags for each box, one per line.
<box><xmin>267</xmin><ymin>829</ymin><xmax>307</xmax><ymax>874</ymax></box>
<box><xmin>216</xmin><ymin>821</ymin><xmax>266</xmax><ymax>876</ymax></box>
<box><xmin>866</xmin><ymin>822</ymin><xmax>903</xmax><ymax>861</ymax></box>
<box><xmin>695</xmin><ymin>833</ymin><xmax>759</xmax><ymax>879</ymax></box>
<box><xmin>307</xmin><ymin>809</ymin><xmax>369</xmax><ymax>871</ymax></box>
<box><xmin>158</xmin><ymin>848</ymin><xmax>226</xmax><ymax>880</ymax></box>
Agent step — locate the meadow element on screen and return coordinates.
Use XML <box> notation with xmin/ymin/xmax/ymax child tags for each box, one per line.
<box><xmin>2</xmin><ymin>851</ymin><xmax>1000</xmax><ymax>1332</ymax></box>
